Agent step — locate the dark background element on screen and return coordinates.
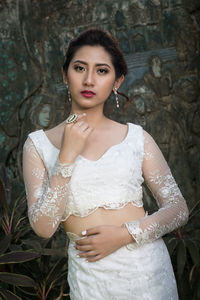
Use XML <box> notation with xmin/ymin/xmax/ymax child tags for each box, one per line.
<box><xmin>0</xmin><ymin>0</ymin><xmax>199</xmax><ymax>299</ymax></box>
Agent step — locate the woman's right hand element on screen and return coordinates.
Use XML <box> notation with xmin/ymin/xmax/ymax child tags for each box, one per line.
<box><xmin>59</xmin><ymin>113</ymin><xmax>93</xmax><ymax>163</ymax></box>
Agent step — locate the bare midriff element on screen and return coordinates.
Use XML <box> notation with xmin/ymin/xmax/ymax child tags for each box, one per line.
<box><xmin>62</xmin><ymin>202</ymin><xmax>146</xmax><ymax>235</ymax></box>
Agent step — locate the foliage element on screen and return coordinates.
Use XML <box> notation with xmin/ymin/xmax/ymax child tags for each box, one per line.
<box><xmin>0</xmin><ymin>162</ymin><xmax>200</xmax><ymax>299</ymax></box>
<box><xmin>164</xmin><ymin>200</ymin><xmax>200</xmax><ymax>300</ymax></box>
<box><xmin>0</xmin><ymin>164</ymin><xmax>70</xmax><ymax>300</ymax></box>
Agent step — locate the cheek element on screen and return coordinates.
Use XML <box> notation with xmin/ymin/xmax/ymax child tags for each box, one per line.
<box><xmin>100</xmin><ymin>76</ymin><xmax>115</xmax><ymax>89</ymax></box>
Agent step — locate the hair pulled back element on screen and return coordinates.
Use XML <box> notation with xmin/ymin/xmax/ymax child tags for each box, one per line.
<box><xmin>63</xmin><ymin>28</ymin><xmax>128</xmax><ymax>79</ymax></box>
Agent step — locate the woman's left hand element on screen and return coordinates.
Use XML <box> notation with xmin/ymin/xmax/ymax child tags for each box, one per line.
<box><xmin>74</xmin><ymin>225</ymin><xmax>134</xmax><ymax>262</ymax></box>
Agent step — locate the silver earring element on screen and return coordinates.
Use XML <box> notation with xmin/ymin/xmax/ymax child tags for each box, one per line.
<box><xmin>66</xmin><ymin>83</ymin><xmax>71</xmax><ymax>102</ymax></box>
<box><xmin>114</xmin><ymin>88</ymin><xmax>119</xmax><ymax>108</ymax></box>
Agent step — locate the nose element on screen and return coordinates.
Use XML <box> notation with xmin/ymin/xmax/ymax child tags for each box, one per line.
<box><xmin>83</xmin><ymin>69</ymin><xmax>94</xmax><ymax>86</ymax></box>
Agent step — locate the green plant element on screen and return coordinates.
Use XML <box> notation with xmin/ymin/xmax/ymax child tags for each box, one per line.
<box><xmin>0</xmin><ymin>164</ymin><xmax>70</xmax><ymax>299</ymax></box>
<box><xmin>164</xmin><ymin>200</ymin><xmax>200</xmax><ymax>300</ymax></box>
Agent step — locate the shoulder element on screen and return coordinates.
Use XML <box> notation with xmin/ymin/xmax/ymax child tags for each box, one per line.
<box><xmin>127</xmin><ymin>123</ymin><xmax>155</xmax><ymax>142</ymax></box>
<box><xmin>23</xmin><ymin>129</ymin><xmax>46</xmax><ymax>159</ymax></box>
<box><xmin>127</xmin><ymin>123</ymin><xmax>159</xmax><ymax>149</ymax></box>
<box><xmin>127</xmin><ymin>122</ymin><xmax>144</xmax><ymax>137</ymax></box>
<box><xmin>28</xmin><ymin>129</ymin><xmax>43</xmax><ymax>140</ymax></box>
<box><xmin>24</xmin><ymin>129</ymin><xmax>44</xmax><ymax>150</ymax></box>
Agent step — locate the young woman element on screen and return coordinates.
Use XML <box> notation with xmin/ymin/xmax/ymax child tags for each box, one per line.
<box><xmin>23</xmin><ymin>28</ymin><xmax>189</xmax><ymax>299</ymax></box>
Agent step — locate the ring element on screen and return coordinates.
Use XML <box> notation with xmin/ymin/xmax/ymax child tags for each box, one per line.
<box><xmin>65</xmin><ymin>114</ymin><xmax>78</xmax><ymax>124</ymax></box>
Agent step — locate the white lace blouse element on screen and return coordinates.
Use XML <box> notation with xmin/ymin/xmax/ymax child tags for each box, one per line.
<box><xmin>23</xmin><ymin>122</ymin><xmax>189</xmax><ymax>246</ymax></box>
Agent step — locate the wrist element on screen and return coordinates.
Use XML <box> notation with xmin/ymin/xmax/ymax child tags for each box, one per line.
<box><xmin>52</xmin><ymin>158</ymin><xmax>75</xmax><ymax>178</ymax></box>
<box><xmin>58</xmin><ymin>153</ymin><xmax>76</xmax><ymax>164</ymax></box>
<box><xmin>119</xmin><ymin>226</ymin><xmax>135</xmax><ymax>246</ymax></box>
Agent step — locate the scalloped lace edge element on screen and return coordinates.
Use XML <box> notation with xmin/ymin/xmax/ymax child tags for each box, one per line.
<box><xmin>61</xmin><ymin>200</ymin><xmax>144</xmax><ymax>222</ymax></box>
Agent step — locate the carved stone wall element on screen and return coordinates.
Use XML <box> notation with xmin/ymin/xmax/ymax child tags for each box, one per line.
<box><xmin>0</xmin><ymin>0</ymin><xmax>199</xmax><ymax>208</ymax></box>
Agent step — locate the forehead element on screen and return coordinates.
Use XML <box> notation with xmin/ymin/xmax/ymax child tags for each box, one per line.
<box><xmin>71</xmin><ymin>45</ymin><xmax>113</xmax><ymax>65</ymax></box>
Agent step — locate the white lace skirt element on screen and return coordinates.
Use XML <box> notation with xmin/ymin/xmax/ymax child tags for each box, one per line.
<box><xmin>66</xmin><ymin>232</ymin><xmax>179</xmax><ymax>300</ymax></box>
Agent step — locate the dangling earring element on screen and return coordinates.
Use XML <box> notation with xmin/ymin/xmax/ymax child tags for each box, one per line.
<box><xmin>66</xmin><ymin>83</ymin><xmax>71</xmax><ymax>102</ymax></box>
<box><xmin>114</xmin><ymin>88</ymin><xmax>119</xmax><ymax>108</ymax></box>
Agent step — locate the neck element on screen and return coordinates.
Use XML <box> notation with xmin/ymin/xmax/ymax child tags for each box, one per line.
<box><xmin>70</xmin><ymin>105</ymin><xmax>108</xmax><ymax>130</ymax></box>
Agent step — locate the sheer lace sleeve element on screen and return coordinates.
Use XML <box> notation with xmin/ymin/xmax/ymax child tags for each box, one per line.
<box><xmin>124</xmin><ymin>130</ymin><xmax>189</xmax><ymax>248</ymax></box>
<box><xmin>23</xmin><ymin>137</ymin><xmax>73</xmax><ymax>238</ymax></box>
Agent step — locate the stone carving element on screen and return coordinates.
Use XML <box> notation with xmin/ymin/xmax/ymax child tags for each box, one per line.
<box><xmin>144</xmin><ymin>55</ymin><xmax>173</xmax><ymax>98</ymax></box>
<box><xmin>29</xmin><ymin>96</ymin><xmax>53</xmax><ymax>130</ymax></box>
<box><xmin>0</xmin><ymin>0</ymin><xmax>199</xmax><ymax>210</ymax></box>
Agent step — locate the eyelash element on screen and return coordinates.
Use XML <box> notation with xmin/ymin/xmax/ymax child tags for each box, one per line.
<box><xmin>73</xmin><ymin>65</ymin><xmax>109</xmax><ymax>74</ymax></box>
<box><xmin>98</xmin><ymin>68</ymin><xmax>108</xmax><ymax>74</ymax></box>
<box><xmin>74</xmin><ymin>65</ymin><xmax>84</xmax><ymax>72</ymax></box>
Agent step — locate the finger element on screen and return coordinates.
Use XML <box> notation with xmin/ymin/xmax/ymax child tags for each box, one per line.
<box><xmin>82</xmin><ymin>126</ymin><xmax>93</xmax><ymax>136</ymax></box>
<box><xmin>75</xmin><ymin>237</ymin><xmax>91</xmax><ymax>246</ymax></box>
<box><xmin>73</xmin><ymin>120</ymin><xmax>84</xmax><ymax>128</ymax></box>
<box><xmin>77</xmin><ymin>122</ymin><xmax>90</xmax><ymax>131</ymax></box>
<box><xmin>66</xmin><ymin>113</ymin><xmax>86</xmax><ymax>128</ymax></box>
<box><xmin>87</xmin><ymin>254</ymin><xmax>102</xmax><ymax>262</ymax></box>
<box><xmin>78</xmin><ymin>250</ymin><xmax>98</xmax><ymax>258</ymax></box>
<box><xmin>82</xmin><ymin>226</ymin><xmax>101</xmax><ymax>236</ymax></box>
<box><xmin>77</xmin><ymin>113</ymin><xmax>87</xmax><ymax>120</ymax></box>
<box><xmin>75</xmin><ymin>244</ymin><xmax>92</xmax><ymax>251</ymax></box>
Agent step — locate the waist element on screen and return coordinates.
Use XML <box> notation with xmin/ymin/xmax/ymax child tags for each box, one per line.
<box><xmin>63</xmin><ymin>203</ymin><xmax>147</xmax><ymax>236</ymax></box>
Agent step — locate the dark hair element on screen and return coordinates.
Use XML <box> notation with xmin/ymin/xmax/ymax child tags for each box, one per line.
<box><xmin>63</xmin><ymin>28</ymin><xmax>128</xmax><ymax>79</ymax></box>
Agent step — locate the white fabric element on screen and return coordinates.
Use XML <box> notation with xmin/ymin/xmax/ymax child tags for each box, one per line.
<box><xmin>23</xmin><ymin>123</ymin><xmax>144</xmax><ymax>237</ymax></box>
<box><xmin>23</xmin><ymin>122</ymin><xmax>188</xmax><ymax>242</ymax></box>
<box><xmin>67</xmin><ymin>232</ymin><xmax>179</xmax><ymax>300</ymax></box>
<box><xmin>22</xmin><ymin>122</ymin><xmax>189</xmax><ymax>298</ymax></box>
<box><xmin>124</xmin><ymin>130</ymin><xmax>189</xmax><ymax>248</ymax></box>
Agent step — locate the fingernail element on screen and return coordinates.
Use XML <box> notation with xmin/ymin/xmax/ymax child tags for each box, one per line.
<box><xmin>76</xmin><ymin>254</ymin><xmax>80</xmax><ymax>257</ymax></box>
<box><xmin>82</xmin><ymin>230</ymin><xmax>87</xmax><ymax>236</ymax></box>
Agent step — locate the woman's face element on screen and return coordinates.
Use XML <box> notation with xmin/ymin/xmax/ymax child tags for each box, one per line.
<box><xmin>65</xmin><ymin>45</ymin><xmax>123</xmax><ymax>110</ymax></box>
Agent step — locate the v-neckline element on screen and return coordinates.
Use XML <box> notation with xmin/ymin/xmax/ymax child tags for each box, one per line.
<box><xmin>41</xmin><ymin>122</ymin><xmax>131</xmax><ymax>163</ymax></box>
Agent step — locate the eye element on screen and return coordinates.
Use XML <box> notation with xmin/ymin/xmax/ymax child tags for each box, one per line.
<box><xmin>97</xmin><ymin>68</ymin><xmax>108</xmax><ymax>74</ymax></box>
<box><xmin>74</xmin><ymin>65</ymin><xmax>85</xmax><ymax>72</ymax></box>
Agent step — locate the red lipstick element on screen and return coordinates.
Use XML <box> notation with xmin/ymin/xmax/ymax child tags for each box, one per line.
<box><xmin>81</xmin><ymin>90</ymin><xmax>96</xmax><ymax>98</ymax></box>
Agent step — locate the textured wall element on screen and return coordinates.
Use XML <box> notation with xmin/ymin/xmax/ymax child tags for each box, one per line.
<box><xmin>0</xmin><ymin>0</ymin><xmax>199</xmax><ymax>209</ymax></box>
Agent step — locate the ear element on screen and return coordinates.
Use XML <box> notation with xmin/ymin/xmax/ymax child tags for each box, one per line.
<box><xmin>62</xmin><ymin>67</ymin><xmax>68</xmax><ymax>85</ymax></box>
<box><xmin>113</xmin><ymin>75</ymin><xmax>124</xmax><ymax>91</ymax></box>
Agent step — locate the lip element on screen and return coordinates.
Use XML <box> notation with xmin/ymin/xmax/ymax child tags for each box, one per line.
<box><xmin>81</xmin><ymin>90</ymin><xmax>96</xmax><ymax>98</ymax></box>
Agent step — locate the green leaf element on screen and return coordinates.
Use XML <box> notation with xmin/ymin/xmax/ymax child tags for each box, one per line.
<box><xmin>177</xmin><ymin>240</ymin><xmax>186</xmax><ymax>278</ymax></box>
<box><xmin>0</xmin><ymin>288</ymin><xmax>22</xmax><ymax>300</ymax></box>
<box><xmin>167</xmin><ymin>237</ymin><xmax>178</xmax><ymax>255</ymax></box>
<box><xmin>188</xmin><ymin>200</ymin><xmax>200</xmax><ymax>219</ymax></box>
<box><xmin>22</xmin><ymin>239</ymin><xmax>42</xmax><ymax>251</ymax></box>
<box><xmin>40</xmin><ymin>248</ymin><xmax>67</xmax><ymax>257</ymax></box>
<box><xmin>51</xmin><ymin>270</ymin><xmax>68</xmax><ymax>287</ymax></box>
<box><xmin>0</xmin><ymin>251</ymin><xmax>40</xmax><ymax>264</ymax></box>
<box><xmin>197</xmin><ymin>280</ymin><xmax>200</xmax><ymax>299</ymax></box>
<box><xmin>0</xmin><ymin>234</ymin><xmax>12</xmax><ymax>255</ymax></box>
<box><xmin>46</xmin><ymin>257</ymin><xmax>67</xmax><ymax>285</ymax></box>
<box><xmin>186</xmin><ymin>239</ymin><xmax>200</xmax><ymax>266</ymax></box>
<box><xmin>16</xmin><ymin>286</ymin><xmax>37</xmax><ymax>297</ymax></box>
<box><xmin>0</xmin><ymin>164</ymin><xmax>11</xmax><ymax>211</ymax></box>
<box><xmin>0</xmin><ymin>272</ymin><xmax>36</xmax><ymax>287</ymax></box>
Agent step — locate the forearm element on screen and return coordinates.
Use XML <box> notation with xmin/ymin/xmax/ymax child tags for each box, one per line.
<box><xmin>27</xmin><ymin>158</ymin><xmax>74</xmax><ymax>238</ymax></box>
<box><xmin>123</xmin><ymin>199</ymin><xmax>189</xmax><ymax>248</ymax></box>
<box><xmin>119</xmin><ymin>225</ymin><xmax>136</xmax><ymax>245</ymax></box>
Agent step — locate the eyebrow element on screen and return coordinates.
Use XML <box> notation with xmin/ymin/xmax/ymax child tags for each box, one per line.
<box><xmin>72</xmin><ymin>60</ymin><xmax>111</xmax><ymax>69</ymax></box>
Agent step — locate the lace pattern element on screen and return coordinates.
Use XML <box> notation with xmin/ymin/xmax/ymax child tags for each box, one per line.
<box><xmin>29</xmin><ymin>184</ymin><xmax>68</xmax><ymax>228</ymax></box>
<box><xmin>51</xmin><ymin>158</ymin><xmax>74</xmax><ymax>178</ymax></box>
<box><xmin>23</xmin><ymin>124</ymin><xmax>189</xmax><ymax>243</ymax></box>
<box><xmin>68</xmin><ymin>238</ymin><xmax>179</xmax><ymax>299</ymax></box>
<box><xmin>124</xmin><ymin>130</ymin><xmax>189</xmax><ymax>248</ymax></box>
<box><xmin>125</xmin><ymin>210</ymin><xmax>188</xmax><ymax>250</ymax></box>
<box><xmin>23</xmin><ymin>137</ymin><xmax>71</xmax><ymax>238</ymax></box>
<box><xmin>148</xmin><ymin>170</ymin><xmax>182</xmax><ymax>204</ymax></box>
